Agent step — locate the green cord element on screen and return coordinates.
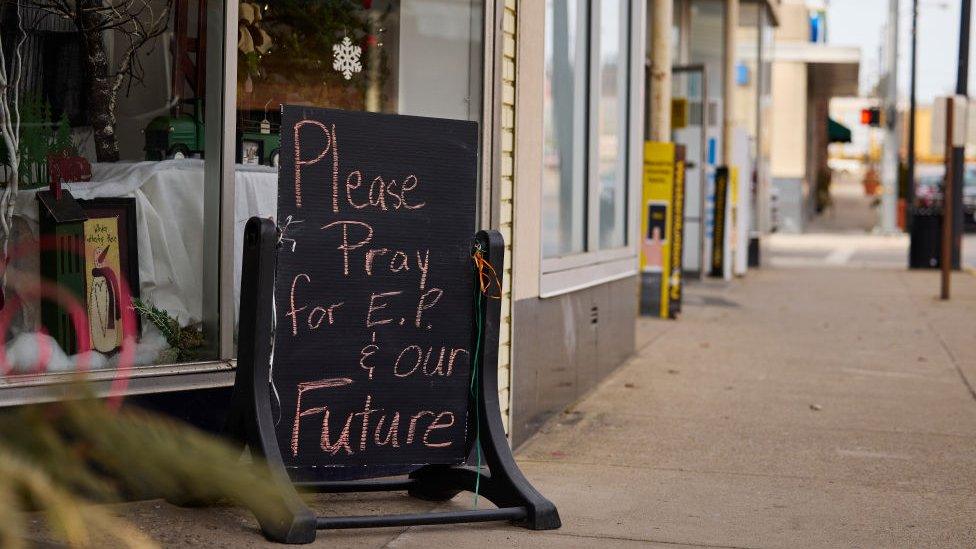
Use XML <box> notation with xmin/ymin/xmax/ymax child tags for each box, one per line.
<box><xmin>470</xmin><ymin>263</ymin><xmax>485</xmax><ymax>508</ymax></box>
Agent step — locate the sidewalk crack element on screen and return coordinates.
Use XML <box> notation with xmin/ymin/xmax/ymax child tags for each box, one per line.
<box><xmin>896</xmin><ymin>272</ymin><xmax>976</xmax><ymax>404</ymax></box>
<box><xmin>935</xmin><ymin>331</ymin><xmax>976</xmax><ymax>402</ymax></box>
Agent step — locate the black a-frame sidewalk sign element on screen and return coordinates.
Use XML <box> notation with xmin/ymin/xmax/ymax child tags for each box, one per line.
<box><xmin>224</xmin><ymin>217</ymin><xmax>560</xmax><ymax>544</ymax></box>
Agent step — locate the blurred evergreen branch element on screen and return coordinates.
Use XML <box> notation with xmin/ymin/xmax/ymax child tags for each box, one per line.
<box><xmin>0</xmin><ymin>386</ymin><xmax>289</xmax><ymax>547</ymax></box>
<box><xmin>0</xmin><ymin>448</ymin><xmax>155</xmax><ymax>548</ymax></box>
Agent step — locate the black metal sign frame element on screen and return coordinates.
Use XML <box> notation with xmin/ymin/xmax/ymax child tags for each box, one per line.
<box><xmin>225</xmin><ymin>217</ymin><xmax>560</xmax><ymax>544</ymax></box>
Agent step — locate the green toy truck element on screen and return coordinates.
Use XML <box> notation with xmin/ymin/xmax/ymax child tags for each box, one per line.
<box><xmin>144</xmin><ymin>99</ymin><xmax>281</xmax><ymax>167</ymax></box>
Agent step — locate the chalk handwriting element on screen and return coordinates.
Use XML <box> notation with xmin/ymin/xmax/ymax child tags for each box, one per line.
<box><xmin>321</xmin><ymin>220</ymin><xmax>373</xmax><ymax>276</ymax></box>
<box><xmin>291</xmin><ymin>381</ymin><xmax>460</xmax><ymax>456</ymax></box>
<box><xmin>282</xmin><ymin>110</ymin><xmax>477</xmax><ymax>464</ymax></box>
<box><xmin>292</xmin><ymin>120</ymin><xmax>332</xmax><ymax>209</ymax></box>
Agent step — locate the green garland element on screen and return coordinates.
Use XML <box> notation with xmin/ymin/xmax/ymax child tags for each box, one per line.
<box><xmin>131</xmin><ymin>298</ymin><xmax>204</xmax><ymax>362</ymax></box>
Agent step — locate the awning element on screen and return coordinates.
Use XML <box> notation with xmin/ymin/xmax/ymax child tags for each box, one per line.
<box><xmin>774</xmin><ymin>43</ymin><xmax>861</xmax><ymax>97</ymax></box>
<box><xmin>828</xmin><ymin>117</ymin><xmax>852</xmax><ymax>143</ymax></box>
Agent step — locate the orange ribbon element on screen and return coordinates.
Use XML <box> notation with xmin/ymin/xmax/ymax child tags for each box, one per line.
<box><xmin>472</xmin><ymin>249</ymin><xmax>502</xmax><ymax>299</ymax></box>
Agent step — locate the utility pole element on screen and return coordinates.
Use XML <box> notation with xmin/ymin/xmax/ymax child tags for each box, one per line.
<box><xmin>879</xmin><ymin>0</ymin><xmax>900</xmax><ymax>234</ymax></box>
<box><xmin>942</xmin><ymin>97</ymin><xmax>955</xmax><ymax>299</ymax></box>
<box><xmin>948</xmin><ymin>0</ymin><xmax>972</xmax><ymax>268</ymax></box>
<box><xmin>722</xmin><ymin>0</ymin><xmax>739</xmax><ymax>166</ymax></box>
<box><xmin>906</xmin><ymin>0</ymin><xmax>918</xmax><ymax>231</ymax></box>
<box><xmin>649</xmin><ymin>0</ymin><xmax>673</xmax><ymax>142</ymax></box>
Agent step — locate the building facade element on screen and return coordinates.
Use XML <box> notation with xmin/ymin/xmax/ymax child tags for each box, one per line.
<box><xmin>767</xmin><ymin>0</ymin><xmax>859</xmax><ymax>232</ymax></box>
<box><xmin>2</xmin><ymin>0</ymin><xmax>787</xmax><ymax>449</ymax></box>
<box><xmin>0</xmin><ymin>0</ymin><xmax>650</xmax><ymax>446</ymax></box>
<box><xmin>507</xmin><ymin>0</ymin><xmax>646</xmax><ymax>445</ymax></box>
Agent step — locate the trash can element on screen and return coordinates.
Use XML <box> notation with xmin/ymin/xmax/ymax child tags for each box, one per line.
<box><xmin>909</xmin><ymin>210</ymin><xmax>941</xmax><ymax>269</ymax></box>
<box><xmin>908</xmin><ymin>209</ymin><xmax>959</xmax><ymax>269</ymax></box>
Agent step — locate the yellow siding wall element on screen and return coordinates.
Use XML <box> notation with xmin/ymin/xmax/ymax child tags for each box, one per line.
<box><xmin>769</xmin><ymin>61</ymin><xmax>807</xmax><ymax>179</ymax></box>
<box><xmin>498</xmin><ymin>0</ymin><xmax>517</xmax><ymax>435</ymax></box>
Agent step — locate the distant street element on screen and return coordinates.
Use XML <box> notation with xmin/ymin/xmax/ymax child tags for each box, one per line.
<box><xmin>769</xmin><ymin>172</ymin><xmax>976</xmax><ymax>272</ymax></box>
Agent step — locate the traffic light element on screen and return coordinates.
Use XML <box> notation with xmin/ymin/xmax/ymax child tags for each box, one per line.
<box><xmin>860</xmin><ymin>107</ymin><xmax>881</xmax><ymax>127</ymax></box>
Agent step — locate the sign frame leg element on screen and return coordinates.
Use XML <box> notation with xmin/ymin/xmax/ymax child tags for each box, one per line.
<box><xmin>226</xmin><ymin>217</ymin><xmax>318</xmax><ymax>543</ymax></box>
<box><xmin>228</xmin><ymin>219</ymin><xmax>560</xmax><ymax>543</ymax></box>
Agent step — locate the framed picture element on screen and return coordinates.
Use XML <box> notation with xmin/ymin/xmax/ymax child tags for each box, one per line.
<box><xmin>238</xmin><ymin>138</ymin><xmax>264</xmax><ymax>165</ymax></box>
<box><xmin>83</xmin><ymin>216</ymin><xmax>123</xmax><ymax>352</ymax></box>
<box><xmin>77</xmin><ymin>197</ymin><xmax>140</xmax><ymax>303</ymax></box>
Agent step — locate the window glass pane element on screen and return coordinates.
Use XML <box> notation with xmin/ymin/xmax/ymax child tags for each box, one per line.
<box><xmin>233</xmin><ymin>0</ymin><xmax>484</xmax><ymax>327</ymax></box>
<box><xmin>236</xmin><ymin>1</ymin><xmax>482</xmax><ymax>121</ymax></box>
<box><xmin>689</xmin><ymin>0</ymin><xmax>724</xmax><ymax>101</ymax></box>
<box><xmin>596</xmin><ymin>0</ymin><xmax>628</xmax><ymax>249</ymax></box>
<box><xmin>2</xmin><ymin>0</ymin><xmax>217</xmax><ymax>372</ymax></box>
<box><xmin>734</xmin><ymin>2</ymin><xmax>759</xmax><ymax>136</ymax></box>
<box><xmin>542</xmin><ymin>0</ymin><xmax>585</xmax><ymax>257</ymax></box>
<box><xmin>671</xmin><ymin>0</ymin><xmax>682</xmax><ymax>58</ymax></box>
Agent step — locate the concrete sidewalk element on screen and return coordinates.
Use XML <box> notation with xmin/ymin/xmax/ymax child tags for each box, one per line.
<box><xmin>72</xmin><ymin>263</ymin><xmax>975</xmax><ymax>548</ymax></box>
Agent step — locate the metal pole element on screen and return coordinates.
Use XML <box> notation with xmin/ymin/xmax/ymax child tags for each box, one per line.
<box><xmin>942</xmin><ymin>97</ymin><xmax>954</xmax><ymax>300</ymax></box>
<box><xmin>906</xmin><ymin>0</ymin><xmax>918</xmax><ymax>231</ymax></box>
<box><xmin>949</xmin><ymin>0</ymin><xmax>972</xmax><ymax>268</ymax></box>
<box><xmin>700</xmin><ymin>68</ymin><xmax>709</xmax><ymax>280</ymax></box>
<box><xmin>957</xmin><ymin>0</ymin><xmax>971</xmax><ymax>96</ymax></box>
<box><xmin>880</xmin><ymin>0</ymin><xmax>900</xmax><ymax>234</ymax></box>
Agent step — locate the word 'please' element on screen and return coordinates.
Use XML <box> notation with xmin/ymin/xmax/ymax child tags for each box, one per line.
<box><xmin>292</xmin><ymin>120</ymin><xmax>424</xmax><ymax>212</ymax></box>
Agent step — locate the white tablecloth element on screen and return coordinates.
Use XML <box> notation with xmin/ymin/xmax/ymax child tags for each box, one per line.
<box><xmin>9</xmin><ymin>159</ymin><xmax>279</xmax><ymax>370</ymax></box>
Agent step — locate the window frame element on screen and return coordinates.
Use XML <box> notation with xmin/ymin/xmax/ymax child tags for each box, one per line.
<box><xmin>0</xmin><ymin>0</ymin><xmax>497</xmax><ymax>403</ymax></box>
<box><xmin>539</xmin><ymin>0</ymin><xmax>646</xmax><ymax>298</ymax></box>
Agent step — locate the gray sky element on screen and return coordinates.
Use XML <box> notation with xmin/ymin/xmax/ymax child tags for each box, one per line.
<box><xmin>827</xmin><ymin>0</ymin><xmax>966</xmax><ymax>103</ymax></box>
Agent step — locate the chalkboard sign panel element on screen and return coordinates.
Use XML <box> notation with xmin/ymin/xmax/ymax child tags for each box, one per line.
<box><xmin>274</xmin><ymin>106</ymin><xmax>479</xmax><ymax>469</ymax></box>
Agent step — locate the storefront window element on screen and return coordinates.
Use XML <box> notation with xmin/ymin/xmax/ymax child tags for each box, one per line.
<box><xmin>689</xmin><ymin>0</ymin><xmax>725</xmax><ymax>125</ymax></box>
<box><xmin>542</xmin><ymin>0</ymin><xmax>632</xmax><ymax>259</ymax></box>
<box><xmin>0</xmin><ymin>0</ymin><xmax>219</xmax><ymax>374</ymax></box>
<box><xmin>233</xmin><ymin>0</ymin><xmax>485</xmax><ymax>305</ymax></box>
<box><xmin>595</xmin><ymin>0</ymin><xmax>629</xmax><ymax>249</ymax></box>
<box><xmin>542</xmin><ymin>0</ymin><xmax>585</xmax><ymax>257</ymax></box>
<box><xmin>234</xmin><ymin>1</ymin><xmax>483</xmax><ymax>149</ymax></box>
<box><xmin>0</xmin><ymin>0</ymin><xmax>485</xmax><ymax>390</ymax></box>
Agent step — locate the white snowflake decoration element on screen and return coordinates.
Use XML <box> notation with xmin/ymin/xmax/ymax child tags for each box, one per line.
<box><xmin>332</xmin><ymin>36</ymin><xmax>362</xmax><ymax>80</ymax></box>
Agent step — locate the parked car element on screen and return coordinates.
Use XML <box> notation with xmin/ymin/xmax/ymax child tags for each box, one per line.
<box><xmin>913</xmin><ymin>165</ymin><xmax>976</xmax><ymax>231</ymax></box>
<box><xmin>966</xmin><ymin>168</ymin><xmax>976</xmax><ymax>229</ymax></box>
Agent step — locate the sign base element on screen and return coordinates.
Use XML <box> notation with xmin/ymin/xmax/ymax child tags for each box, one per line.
<box><xmin>225</xmin><ymin>218</ymin><xmax>560</xmax><ymax>544</ymax></box>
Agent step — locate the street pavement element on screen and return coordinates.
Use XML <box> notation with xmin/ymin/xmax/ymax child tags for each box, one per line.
<box><xmin>31</xmin><ymin>177</ymin><xmax>976</xmax><ymax>547</ymax></box>
<box><xmin>95</xmin><ymin>246</ymin><xmax>976</xmax><ymax>548</ymax></box>
<box><xmin>770</xmin><ymin>172</ymin><xmax>976</xmax><ymax>271</ymax></box>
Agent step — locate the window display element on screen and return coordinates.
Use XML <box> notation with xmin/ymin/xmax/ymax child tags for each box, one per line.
<box><xmin>235</xmin><ymin>1</ymin><xmax>483</xmax><ymax>121</ymax></box>
<box><xmin>0</xmin><ymin>0</ymin><xmax>217</xmax><ymax>373</ymax></box>
<box><xmin>0</xmin><ymin>0</ymin><xmax>486</xmax><ymax>382</ymax></box>
<box><xmin>231</xmin><ymin>0</ymin><xmax>486</xmax><ymax>331</ymax></box>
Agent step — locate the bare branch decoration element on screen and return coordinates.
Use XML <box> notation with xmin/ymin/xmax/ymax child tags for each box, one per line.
<box><xmin>20</xmin><ymin>0</ymin><xmax>174</xmax><ymax>162</ymax></box>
